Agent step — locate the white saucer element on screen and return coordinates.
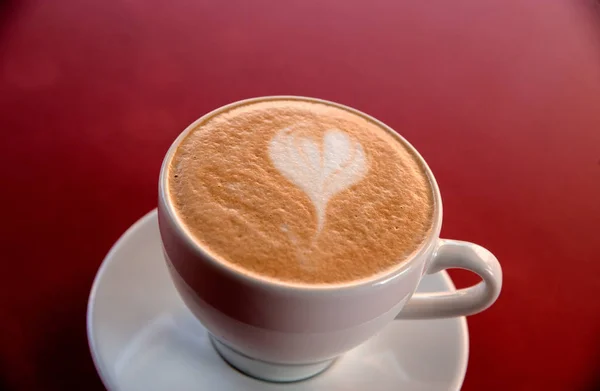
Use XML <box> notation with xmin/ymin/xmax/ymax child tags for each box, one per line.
<box><xmin>87</xmin><ymin>210</ymin><xmax>469</xmax><ymax>391</ymax></box>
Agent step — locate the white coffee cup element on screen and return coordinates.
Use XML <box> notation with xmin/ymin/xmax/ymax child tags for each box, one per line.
<box><xmin>158</xmin><ymin>96</ymin><xmax>502</xmax><ymax>382</ymax></box>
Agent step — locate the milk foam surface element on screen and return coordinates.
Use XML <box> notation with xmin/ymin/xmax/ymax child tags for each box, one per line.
<box><xmin>168</xmin><ymin>99</ymin><xmax>434</xmax><ymax>285</ymax></box>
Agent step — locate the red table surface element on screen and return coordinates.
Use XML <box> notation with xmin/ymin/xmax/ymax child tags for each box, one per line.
<box><xmin>1</xmin><ymin>0</ymin><xmax>599</xmax><ymax>390</ymax></box>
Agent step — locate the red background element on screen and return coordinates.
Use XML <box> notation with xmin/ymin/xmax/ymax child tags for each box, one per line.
<box><xmin>1</xmin><ymin>0</ymin><xmax>599</xmax><ymax>390</ymax></box>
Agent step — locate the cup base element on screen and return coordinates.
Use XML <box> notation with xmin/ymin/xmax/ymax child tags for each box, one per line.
<box><xmin>210</xmin><ymin>336</ymin><xmax>335</xmax><ymax>382</ymax></box>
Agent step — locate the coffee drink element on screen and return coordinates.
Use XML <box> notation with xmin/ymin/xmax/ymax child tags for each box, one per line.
<box><xmin>166</xmin><ymin>98</ymin><xmax>434</xmax><ymax>286</ymax></box>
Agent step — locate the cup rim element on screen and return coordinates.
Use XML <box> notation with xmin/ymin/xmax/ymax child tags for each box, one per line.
<box><xmin>158</xmin><ymin>95</ymin><xmax>443</xmax><ymax>293</ymax></box>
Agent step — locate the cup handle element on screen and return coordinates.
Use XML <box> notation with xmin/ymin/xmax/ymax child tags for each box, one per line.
<box><xmin>396</xmin><ymin>239</ymin><xmax>503</xmax><ymax>319</ymax></box>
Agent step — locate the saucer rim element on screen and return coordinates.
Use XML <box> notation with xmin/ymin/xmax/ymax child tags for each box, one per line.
<box><xmin>86</xmin><ymin>209</ymin><xmax>470</xmax><ymax>391</ymax></box>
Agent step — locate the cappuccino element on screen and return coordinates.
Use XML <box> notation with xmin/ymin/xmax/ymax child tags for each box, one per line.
<box><xmin>167</xmin><ymin>98</ymin><xmax>434</xmax><ymax>286</ymax></box>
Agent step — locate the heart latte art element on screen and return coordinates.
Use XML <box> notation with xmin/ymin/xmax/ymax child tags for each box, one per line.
<box><xmin>269</xmin><ymin>127</ymin><xmax>368</xmax><ymax>236</ymax></box>
<box><xmin>167</xmin><ymin>98</ymin><xmax>434</xmax><ymax>286</ymax></box>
